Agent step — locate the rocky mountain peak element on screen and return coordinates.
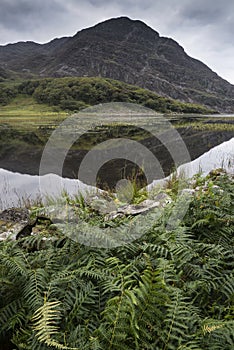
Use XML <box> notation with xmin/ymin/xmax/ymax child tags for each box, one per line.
<box><xmin>92</xmin><ymin>16</ymin><xmax>159</xmax><ymax>34</ymax></box>
<box><xmin>0</xmin><ymin>17</ymin><xmax>234</xmax><ymax>112</ymax></box>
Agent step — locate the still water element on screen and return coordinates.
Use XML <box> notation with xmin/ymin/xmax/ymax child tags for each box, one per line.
<box><xmin>0</xmin><ymin>138</ymin><xmax>233</xmax><ymax>210</ymax></box>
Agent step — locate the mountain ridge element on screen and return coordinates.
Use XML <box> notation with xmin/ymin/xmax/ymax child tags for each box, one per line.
<box><xmin>1</xmin><ymin>16</ymin><xmax>234</xmax><ymax>112</ymax></box>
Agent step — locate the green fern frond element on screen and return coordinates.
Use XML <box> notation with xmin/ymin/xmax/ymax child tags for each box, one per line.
<box><xmin>22</xmin><ymin>268</ymin><xmax>48</xmax><ymax>311</ymax></box>
<box><xmin>32</xmin><ymin>298</ymin><xmax>80</xmax><ymax>349</ymax></box>
<box><xmin>32</xmin><ymin>300</ymin><xmax>61</xmax><ymax>341</ymax></box>
<box><xmin>0</xmin><ymin>297</ymin><xmax>25</xmax><ymax>333</ymax></box>
<box><xmin>162</xmin><ymin>290</ymin><xmax>200</xmax><ymax>350</ymax></box>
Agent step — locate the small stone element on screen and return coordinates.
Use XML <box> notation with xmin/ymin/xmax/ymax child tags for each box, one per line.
<box><xmin>180</xmin><ymin>188</ymin><xmax>196</xmax><ymax>196</ymax></box>
<box><xmin>0</xmin><ymin>207</ymin><xmax>29</xmax><ymax>222</ymax></box>
<box><xmin>104</xmin><ymin>212</ymin><xmax>124</xmax><ymax>221</ymax></box>
<box><xmin>85</xmin><ymin>193</ymin><xmax>117</xmax><ymax>214</ymax></box>
<box><xmin>152</xmin><ymin>192</ymin><xmax>172</xmax><ymax>205</ymax></box>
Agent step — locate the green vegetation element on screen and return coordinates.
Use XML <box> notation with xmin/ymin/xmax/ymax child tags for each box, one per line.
<box><xmin>0</xmin><ymin>84</ymin><xmax>18</xmax><ymax>105</ymax></box>
<box><xmin>0</xmin><ymin>171</ymin><xmax>233</xmax><ymax>349</ymax></box>
<box><xmin>0</xmin><ymin>76</ymin><xmax>233</xmax><ymax>349</ymax></box>
<box><xmin>0</xmin><ymin>95</ymin><xmax>62</xmax><ymax>115</ymax></box>
<box><xmin>0</xmin><ymin>95</ymin><xmax>67</xmax><ymax>132</ymax></box>
<box><xmin>1</xmin><ymin>77</ymin><xmax>216</xmax><ymax>114</ymax></box>
<box><xmin>173</xmin><ymin>118</ymin><xmax>234</xmax><ymax>132</ymax></box>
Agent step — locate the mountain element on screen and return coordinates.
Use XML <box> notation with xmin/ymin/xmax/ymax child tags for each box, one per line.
<box><xmin>0</xmin><ymin>66</ymin><xmax>9</xmax><ymax>80</ymax></box>
<box><xmin>1</xmin><ymin>16</ymin><xmax>234</xmax><ymax>112</ymax></box>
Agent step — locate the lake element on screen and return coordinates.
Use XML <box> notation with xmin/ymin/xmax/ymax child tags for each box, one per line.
<box><xmin>1</xmin><ymin>104</ymin><xmax>233</xmax><ymax>209</ymax></box>
<box><xmin>0</xmin><ymin>107</ymin><xmax>233</xmax><ymax>189</ymax></box>
<box><xmin>0</xmin><ymin>137</ymin><xmax>233</xmax><ymax>210</ymax></box>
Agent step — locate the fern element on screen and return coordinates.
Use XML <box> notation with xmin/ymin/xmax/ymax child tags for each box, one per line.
<box><xmin>0</xmin><ymin>171</ymin><xmax>233</xmax><ymax>349</ymax></box>
<box><xmin>161</xmin><ymin>290</ymin><xmax>200</xmax><ymax>350</ymax></box>
<box><xmin>32</xmin><ymin>298</ymin><xmax>79</xmax><ymax>349</ymax></box>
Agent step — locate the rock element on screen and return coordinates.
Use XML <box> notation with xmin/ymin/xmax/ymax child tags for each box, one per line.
<box><xmin>0</xmin><ymin>207</ymin><xmax>29</xmax><ymax>223</ymax></box>
<box><xmin>152</xmin><ymin>192</ymin><xmax>172</xmax><ymax>206</ymax></box>
<box><xmin>104</xmin><ymin>193</ymin><xmax>172</xmax><ymax>218</ymax></box>
<box><xmin>180</xmin><ymin>188</ymin><xmax>196</xmax><ymax>196</ymax></box>
<box><xmin>85</xmin><ymin>193</ymin><xmax>117</xmax><ymax>214</ymax></box>
<box><xmin>208</xmin><ymin>168</ymin><xmax>227</xmax><ymax>178</ymax></box>
<box><xmin>104</xmin><ymin>212</ymin><xmax>125</xmax><ymax>221</ymax></box>
<box><xmin>16</xmin><ymin>216</ymin><xmax>53</xmax><ymax>239</ymax></box>
<box><xmin>0</xmin><ymin>222</ymin><xmax>24</xmax><ymax>241</ymax></box>
<box><xmin>0</xmin><ymin>208</ymin><xmax>30</xmax><ymax>240</ymax></box>
<box><xmin>0</xmin><ymin>207</ymin><xmax>54</xmax><ymax>241</ymax></box>
<box><xmin>0</xmin><ymin>191</ymin><xmax>173</xmax><ymax>240</ymax></box>
<box><xmin>43</xmin><ymin>205</ymin><xmax>78</xmax><ymax>222</ymax></box>
<box><xmin>118</xmin><ymin>200</ymin><xmax>161</xmax><ymax>215</ymax></box>
<box><xmin>211</xmin><ymin>185</ymin><xmax>224</xmax><ymax>194</ymax></box>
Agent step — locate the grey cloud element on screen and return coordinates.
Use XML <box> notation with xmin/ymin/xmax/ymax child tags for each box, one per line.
<box><xmin>175</xmin><ymin>0</ymin><xmax>234</xmax><ymax>41</ymax></box>
<box><xmin>180</xmin><ymin>0</ymin><xmax>229</xmax><ymax>23</ymax></box>
<box><xmin>149</xmin><ymin>0</ymin><xmax>233</xmax><ymax>32</ymax></box>
<box><xmin>0</xmin><ymin>0</ymin><xmax>65</xmax><ymax>31</ymax></box>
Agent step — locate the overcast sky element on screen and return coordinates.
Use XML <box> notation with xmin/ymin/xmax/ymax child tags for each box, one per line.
<box><xmin>0</xmin><ymin>0</ymin><xmax>234</xmax><ymax>84</ymax></box>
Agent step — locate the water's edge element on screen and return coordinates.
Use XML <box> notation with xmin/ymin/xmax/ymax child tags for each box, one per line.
<box><xmin>0</xmin><ymin>138</ymin><xmax>233</xmax><ymax>210</ymax></box>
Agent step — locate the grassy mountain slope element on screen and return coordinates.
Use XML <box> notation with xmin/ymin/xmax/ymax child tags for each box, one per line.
<box><xmin>1</xmin><ymin>77</ymin><xmax>215</xmax><ymax>114</ymax></box>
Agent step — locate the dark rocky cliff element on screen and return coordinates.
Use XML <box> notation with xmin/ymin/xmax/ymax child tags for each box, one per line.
<box><xmin>1</xmin><ymin>17</ymin><xmax>234</xmax><ymax>112</ymax></box>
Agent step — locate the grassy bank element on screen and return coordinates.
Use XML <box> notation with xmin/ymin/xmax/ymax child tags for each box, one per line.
<box><xmin>0</xmin><ymin>95</ymin><xmax>67</xmax><ymax>131</ymax></box>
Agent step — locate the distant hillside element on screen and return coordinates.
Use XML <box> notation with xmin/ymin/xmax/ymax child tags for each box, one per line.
<box><xmin>1</xmin><ymin>77</ymin><xmax>215</xmax><ymax>114</ymax></box>
<box><xmin>0</xmin><ymin>17</ymin><xmax>234</xmax><ymax>112</ymax></box>
<box><xmin>0</xmin><ymin>66</ymin><xmax>10</xmax><ymax>80</ymax></box>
